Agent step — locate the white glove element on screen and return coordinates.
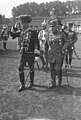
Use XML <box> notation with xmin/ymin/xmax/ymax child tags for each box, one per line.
<box><xmin>34</xmin><ymin>49</ymin><xmax>40</xmax><ymax>55</ymax></box>
<box><xmin>35</xmin><ymin>57</ymin><xmax>39</xmax><ymax>61</ymax></box>
<box><xmin>19</xmin><ymin>47</ymin><xmax>23</xmax><ymax>54</ymax></box>
<box><xmin>17</xmin><ymin>45</ymin><xmax>20</xmax><ymax>50</ymax></box>
<box><xmin>62</xmin><ymin>50</ymin><xmax>65</xmax><ymax>54</ymax></box>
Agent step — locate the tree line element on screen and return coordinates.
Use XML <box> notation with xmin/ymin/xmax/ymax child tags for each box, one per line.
<box><xmin>12</xmin><ymin>0</ymin><xmax>81</xmax><ymax>17</ymax></box>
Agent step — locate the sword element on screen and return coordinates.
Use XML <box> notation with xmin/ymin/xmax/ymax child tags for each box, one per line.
<box><xmin>25</xmin><ymin>60</ymin><xmax>35</xmax><ymax>84</ymax></box>
<box><xmin>65</xmin><ymin>66</ymin><xmax>69</xmax><ymax>85</ymax></box>
<box><xmin>73</xmin><ymin>48</ymin><xmax>80</xmax><ymax>60</ymax></box>
<box><xmin>25</xmin><ymin>55</ymin><xmax>40</xmax><ymax>84</ymax></box>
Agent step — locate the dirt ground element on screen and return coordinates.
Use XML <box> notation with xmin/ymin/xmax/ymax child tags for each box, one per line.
<box><xmin>0</xmin><ymin>34</ymin><xmax>81</xmax><ymax>120</ymax></box>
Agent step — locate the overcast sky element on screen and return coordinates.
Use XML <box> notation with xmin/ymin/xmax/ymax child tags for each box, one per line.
<box><xmin>0</xmin><ymin>0</ymin><xmax>67</xmax><ymax>18</ymax></box>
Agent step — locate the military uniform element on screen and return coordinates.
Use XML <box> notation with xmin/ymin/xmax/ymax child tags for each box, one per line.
<box><xmin>17</xmin><ymin>15</ymin><xmax>38</xmax><ymax>92</ymax></box>
<box><xmin>48</xmin><ymin>20</ymin><xmax>69</xmax><ymax>87</ymax></box>
<box><xmin>1</xmin><ymin>25</ymin><xmax>9</xmax><ymax>50</ymax></box>
<box><xmin>66</xmin><ymin>23</ymin><xmax>77</xmax><ymax>67</ymax></box>
<box><xmin>38</xmin><ymin>21</ymin><xmax>49</xmax><ymax>69</ymax></box>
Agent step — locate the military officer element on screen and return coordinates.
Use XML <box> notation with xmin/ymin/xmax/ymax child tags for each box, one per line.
<box><xmin>38</xmin><ymin>20</ymin><xmax>49</xmax><ymax>70</ymax></box>
<box><xmin>17</xmin><ymin>15</ymin><xmax>39</xmax><ymax>92</ymax></box>
<box><xmin>65</xmin><ymin>23</ymin><xmax>77</xmax><ymax>68</ymax></box>
<box><xmin>48</xmin><ymin>19</ymin><xmax>69</xmax><ymax>87</ymax></box>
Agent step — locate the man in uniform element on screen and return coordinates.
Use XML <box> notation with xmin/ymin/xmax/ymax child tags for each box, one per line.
<box><xmin>48</xmin><ymin>19</ymin><xmax>69</xmax><ymax>88</ymax></box>
<box><xmin>17</xmin><ymin>15</ymin><xmax>39</xmax><ymax>92</ymax></box>
<box><xmin>65</xmin><ymin>23</ymin><xmax>77</xmax><ymax>68</ymax></box>
<box><xmin>38</xmin><ymin>20</ymin><xmax>49</xmax><ymax>70</ymax></box>
<box><xmin>1</xmin><ymin>25</ymin><xmax>9</xmax><ymax>50</ymax></box>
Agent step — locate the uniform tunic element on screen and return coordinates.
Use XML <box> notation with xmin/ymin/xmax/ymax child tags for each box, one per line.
<box><xmin>49</xmin><ymin>31</ymin><xmax>69</xmax><ymax>63</ymax></box>
<box><xmin>38</xmin><ymin>29</ymin><xmax>49</xmax><ymax>68</ymax></box>
<box><xmin>38</xmin><ymin>29</ymin><xmax>48</xmax><ymax>51</ymax></box>
<box><xmin>48</xmin><ymin>30</ymin><xmax>69</xmax><ymax>86</ymax></box>
<box><xmin>1</xmin><ymin>28</ymin><xmax>9</xmax><ymax>50</ymax></box>
<box><xmin>18</xmin><ymin>28</ymin><xmax>37</xmax><ymax>54</ymax></box>
<box><xmin>65</xmin><ymin>29</ymin><xmax>77</xmax><ymax>65</ymax></box>
<box><xmin>18</xmin><ymin>28</ymin><xmax>38</xmax><ymax>86</ymax></box>
<box><xmin>68</xmin><ymin>30</ymin><xmax>77</xmax><ymax>51</ymax></box>
<box><xmin>1</xmin><ymin>29</ymin><xmax>9</xmax><ymax>42</ymax></box>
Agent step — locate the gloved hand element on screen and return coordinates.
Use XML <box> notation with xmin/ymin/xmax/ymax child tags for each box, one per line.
<box><xmin>17</xmin><ymin>45</ymin><xmax>20</xmax><ymax>50</ymax></box>
<box><xmin>62</xmin><ymin>50</ymin><xmax>65</xmax><ymax>55</ymax></box>
<box><xmin>34</xmin><ymin>49</ymin><xmax>40</xmax><ymax>57</ymax></box>
<box><xmin>34</xmin><ymin>49</ymin><xmax>40</xmax><ymax>55</ymax></box>
<box><xmin>19</xmin><ymin>47</ymin><xmax>23</xmax><ymax>54</ymax></box>
<box><xmin>48</xmin><ymin>46</ymin><xmax>51</xmax><ymax>52</ymax></box>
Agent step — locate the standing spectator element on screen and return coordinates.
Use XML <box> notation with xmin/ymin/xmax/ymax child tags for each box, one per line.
<box><xmin>15</xmin><ymin>21</ymin><xmax>23</xmax><ymax>49</ymax></box>
<box><xmin>65</xmin><ymin>23</ymin><xmax>77</xmax><ymax>68</ymax></box>
<box><xmin>38</xmin><ymin>20</ymin><xmax>49</xmax><ymax>70</ymax></box>
<box><xmin>1</xmin><ymin>25</ymin><xmax>9</xmax><ymax>50</ymax></box>
<box><xmin>34</xmin><ymin>25</ymin><xmax>39</xmax><ymax>34</ymax></box>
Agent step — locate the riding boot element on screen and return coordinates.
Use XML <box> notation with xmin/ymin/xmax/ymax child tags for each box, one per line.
<box><xmin>50</xmin><ymin>74</ymin><xmax>56</xmax><ymax>88</ymax></box>
<box><xmin>49</xmin><ymin>63</ymin><xmax>56</xmax><ymax>88</ymax></box>
<box><xmin>69</xmin><ymin>57</ymin><xmax>72</xmax><ymax>67</ymax></box>
<box><xmin>65</xmin><ymin>56</ymin><xmax>68</xmax><ymax>66</ymax></box>
<box><xmin>40</xmin><ymin>55</ymin><xmax>45</xmax><ymax>69</ymax></box>
<box><xmin>50</xmin><ymin>78</ymin><xmax>56</xmax><ymax>88</ymax></box>
<box><xmin>58</xmin><ymin>70</ymin><xmax>62</xmax><ymax>86</ymax></box>
<box><xmin>28</xmin><ymin>71</ymin><xmax>34</xmax><ymax>88</ymax></box>
<box><xmin>45</xmin><ymin>58</ymin><xmax>49</xmax><ymax>71</ymax></box>
<box><xmin>18</xmin><ymin>72</ymin><xmax>25</xmax><ymax>92</ymax></box>
<box><xmin>3</xmin><ymin>43</ymin><xmax>7</xmax><ymax>50</ymax></box>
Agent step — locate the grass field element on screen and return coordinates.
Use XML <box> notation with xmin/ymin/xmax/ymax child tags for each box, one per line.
<box><xmin>0</xmin><ymin>34</ymin><xmax>81</xmax><ymax>120</ymax></box>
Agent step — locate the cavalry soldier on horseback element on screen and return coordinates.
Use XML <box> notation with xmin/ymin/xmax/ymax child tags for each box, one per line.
<box><xmin>17</xmin><ymin>15</ymin><xmax>39</xmax><ymax>92</ymax></box>
<box><xmin>48</xmin><ymin>19</ymin><xmax>69</xmax><ymax>88</ymax></box>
